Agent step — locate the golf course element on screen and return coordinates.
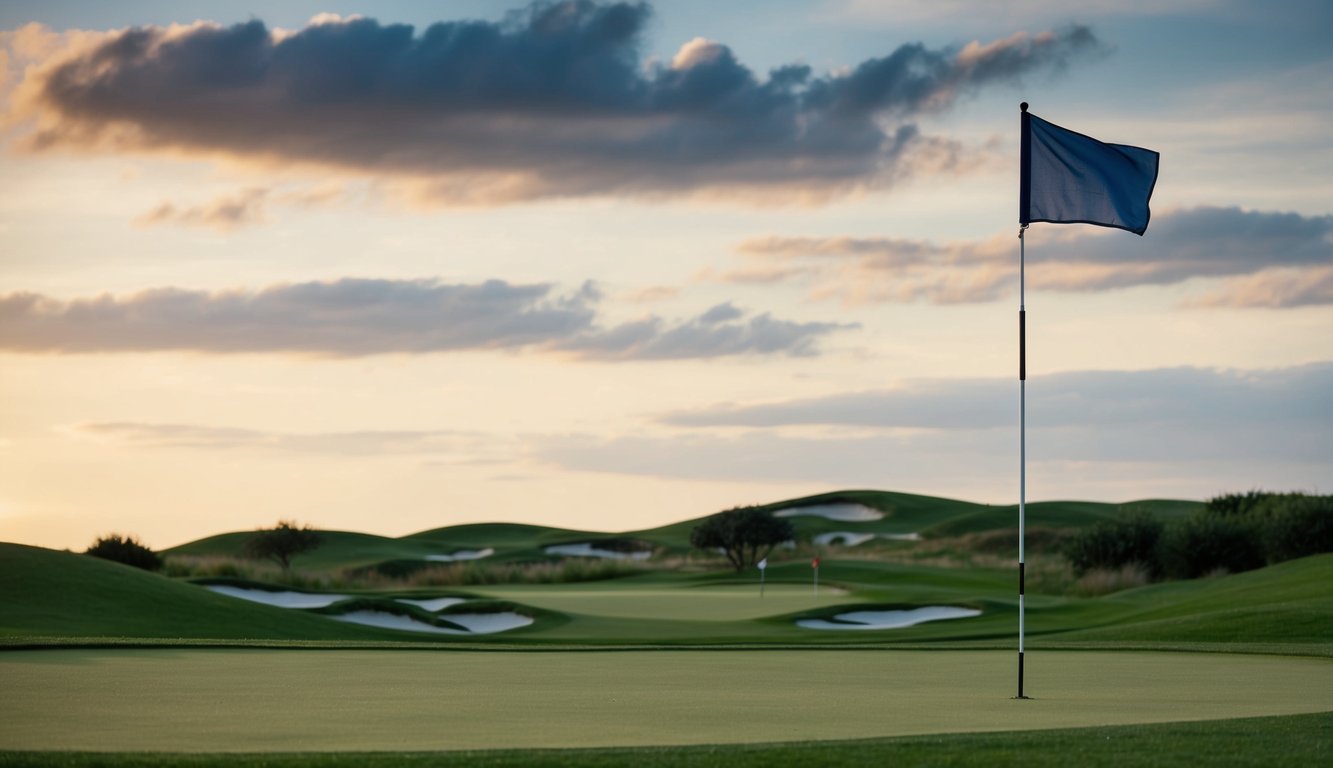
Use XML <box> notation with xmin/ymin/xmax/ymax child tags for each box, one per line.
<box><xmin>2</xmin><ymin>490</ymin><xmax>1330</xmax><ymax>766</ymax></box>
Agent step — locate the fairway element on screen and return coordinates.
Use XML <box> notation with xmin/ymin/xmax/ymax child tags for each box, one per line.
<box><xmin>3</xmin><ymin>649</ymin><xmax>1330</xmax><ymax>752</ymax></box>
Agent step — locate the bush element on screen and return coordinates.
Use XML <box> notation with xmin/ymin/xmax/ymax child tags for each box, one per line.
<box><xmin>1063</xmin><ymin>512</ymin><xmax>1164</xmax><ymax>577</ymax></box>
<box><xmin>1155</xmin><ymin>513</ymin><xmax>1265</xmax><ymax>580</ymax></box>
<box><xmin>1262</xmin><ymin>495</ymin><xmax>1333</xmax><ymax>562</ymax></box>
<box><xmin>85</xmin><ymin>534</ymin><xmax>163</xmax><ymax>571</ymax></box>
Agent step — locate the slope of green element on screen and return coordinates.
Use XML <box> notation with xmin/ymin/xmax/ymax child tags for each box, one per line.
<box><xmin>0</xmin><ymin>543</ymin><xmax>459</xmax><ymax>642</ymax></box>
<box><xmin>1039</xmin><ymin>553</ymin><xmax>1333</xmax><ymax>645</ymax></box>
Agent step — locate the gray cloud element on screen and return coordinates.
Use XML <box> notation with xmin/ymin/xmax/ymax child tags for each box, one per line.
<box><xmin>14</xmin><ymin>2</ymin><xmax>1101</xmax><ymax>202</ymax></box>
<box><xmin>0</xmin><ymin>278</ymin><xmax>848</xmax><ymax>359</ymax></box>
<box><xmin>730</xmin><ymin>207</ymin><xmax>1333</xmax><ymax>305</ymax></box>
<box><xmin>540</xmin><ymin>363</ymin><xmax>1333</xmax><ymax>492</ymax></box>
<box><xmin>664</xmin><ymin>363</ymin><xmax>1333</xmax><ymax>433</ymax></box>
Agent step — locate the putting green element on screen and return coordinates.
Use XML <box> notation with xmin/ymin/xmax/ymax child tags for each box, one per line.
<box><xmin>2</xmin><ymin>650</ymin><xmax>1331</xmax><ymax>752</ymax></box>
<box><xmin>474</xmin><ymin>582</ymin><xmax>846</xmax><ymax>621</ymax></box>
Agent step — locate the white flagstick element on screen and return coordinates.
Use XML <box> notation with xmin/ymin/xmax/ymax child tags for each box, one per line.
<box><xmin>813</xmin><ymin>556</ymin><xmax>820</xmax><ymax>596</ymax></box>
<box><xmin>1017</xmin><ymin>101</ymin><xmax>1031</xmax><ymax>701</ymax></box>
<box><xmin>1018</xmin><ymin>222</ymin><xmax>1029</xmax><ymax>699</ymax></box>
<box><xmin>758</xmin><ymin>557</ymin><xmax>767</xmax><ymax>597</ymax></box>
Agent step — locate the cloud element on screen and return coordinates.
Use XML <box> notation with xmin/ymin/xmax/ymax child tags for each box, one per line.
<box><xmin>1186</xmin><ymin>265</ymin><xmax>1333</xmax><ymax>308</ymax></box>
<box><xmin>7</xmin><ymin>2</ymin><xmax>1101</xmax><ymax>203</ymax></box>
<box><xmin>66</xmin><ymin>421</ymin><xmax>505</xmax><ymax>459</ymax></box>
<box><xmin>136</xmin><ymin>188</ymin><xmax>269</xmax><ymax>231</ymax></box>
<box><xmin>0</xmin><ymin>278</ymin><xmax>850</xmax><ymax>359</ymax></box>
<box><xmin>663</xmin><ymin>363</ymin><xmax>1333</xmax><ymax>433</ymax></box>
<box><xmin>728</xmin><ymin>206</ymin><xmax>1333</xmax><ymax>305</ymax></box>
<box><xmin>538</xmin><ymin>363</ymin><xmax>1333</xmax><ymax>492</ymax></box>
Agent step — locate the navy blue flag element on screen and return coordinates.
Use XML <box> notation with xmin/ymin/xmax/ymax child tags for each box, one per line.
<box><xmin>1020</xmin><ymin>108</ymin><xmax>1159</xmax><ymax>235</ymax></box>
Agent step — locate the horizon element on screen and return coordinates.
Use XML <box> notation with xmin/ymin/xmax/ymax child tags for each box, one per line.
<box><xmin>2</xmin><ymin>0</ymin><xmax>1330</xmax><ymax>552</ymax></box>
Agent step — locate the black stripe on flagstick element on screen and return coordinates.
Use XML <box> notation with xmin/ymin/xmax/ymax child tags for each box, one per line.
<box><xmin>1019</xmin><ymin>309</ymin><xmax>1026</xmax><ymax>381</ymax></box>
<box><xmin>1018</xmin><ymin>652</ymin><xmax>1026</xmax><ymax>698</ymax></box>
<box><xmin>1019</xmin><ymin>561</ymin><xmax>1026</xmax><ymax>595</ymax></box>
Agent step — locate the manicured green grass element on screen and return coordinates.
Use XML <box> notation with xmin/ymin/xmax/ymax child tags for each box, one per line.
<box><xmin>7</xmin><ymin>539</ymin><xmax>1332</xmax><ymax>651</ymax></box>
<box><xmin>2</xmin><ymin>712</ymin><xmax>1329</xmax><ymax>767</ymax></box>
<box><xmin>0</xmin><ymin>543</ymin><xmax>447</xmax><ymax>642</ymax></box>
<box><xmin>3</xmin><ymin>649</ymin><xmax>1331</xmax><ymax>752</ymax></box>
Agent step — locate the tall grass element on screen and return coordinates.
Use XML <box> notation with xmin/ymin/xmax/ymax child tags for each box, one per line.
<box><xmin>164</xmin><ymin>555</ymin><xmax>654</xmax><ymax>590</ymax></box>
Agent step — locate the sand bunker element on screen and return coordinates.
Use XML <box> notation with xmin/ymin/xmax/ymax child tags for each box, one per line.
<box><xmin>797</xmin><ymin>606</ymin><xmax>981</xmax><ymax>630</ymax></box>
<box><xmin>776</xmin><ymin>503</ymin><xmax>884</xmax><ymax>522</ymax></box>
<box><xmin>204</xmin><ymin>585</ymin><xmax>349</xmax><ymax>609</ymax></box>
<box><xmin>813</xmin><ymin>532</ymin><xmax>876</xmax><ymax>547</ymax></box>
<box><xmin>545</xmin><ymin>543</ymin><xmax>652</xmax><ymax>560</ymax></box>
<box><xmin>424</xmin><ymin>548</ymin><xmax>495</xmax><ymax>562</ymax></box>
<box><xmin>333</xmin><ymin>610</ymin><xmax>533</xmax><ymax>635</ymax></box>
<box><xmin>395</xmin><ymin>597</ymin><xmax>466</xmax><ymax>611</ymax></box>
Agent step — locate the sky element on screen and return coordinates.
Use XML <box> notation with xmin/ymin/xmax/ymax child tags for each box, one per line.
<box><xmin>2</xmin><ymin>0</ymin><xmax>1330</xmax><ymax>551</ymax></box>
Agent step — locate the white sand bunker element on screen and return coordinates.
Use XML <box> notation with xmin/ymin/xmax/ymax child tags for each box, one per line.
<box><xmin>545</xmin><ymin>543</ymin><xmax>652</xmax><ymax>560</ymax></box>
<box><xmin>334</xmin><ymin>610</ymin><xmax>533</xmax><ymax>635</ymax></box>
<box><xmin>204</xmin><ymin>585</ymin><xmax>349</xmax><ymax>609</ymax></box>
<box><xmin>424</xmin><ymin>548</ymin><xmax>495</xmax><ymax>562</ymax></box>
<box><xmin>776</xmin><ymin>503</ymin><xmax>884</xmax><ymax>522</ymax></box>
<box><xmin>798</xmin><ymin>606</ymin><xmax>981</xmax><ymax>631</ymax></box>
<box><xmin>396</xmin><ymin>597</ymin><xmax>466</xmax><ymax>611</ymax></box>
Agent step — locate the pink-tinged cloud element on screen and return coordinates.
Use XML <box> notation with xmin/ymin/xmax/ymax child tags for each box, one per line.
<box><xmin>136</xmin><ymin>188</ymin><xmax>269</xmax><ymax>231</ymax></box>
<box><xmin>7</xmin><ymin>1</ymin><xmax>1100</xmax><ymax>203</ymax></box>
<box><xmin>729</xmin><ymin>207</ymin><xmax>1333</xmax><ymax>306</ymax></box>
<box><xmin>0</xmin><ymin>278</ymin><xmax>851</xmax><ymax>359</ymax></box>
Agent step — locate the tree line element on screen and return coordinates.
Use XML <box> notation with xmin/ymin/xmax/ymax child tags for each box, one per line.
<box><xmin>1064</xmin><ymin>491</ymin><xmax>1332</xmax><ymax>581</ymax></box>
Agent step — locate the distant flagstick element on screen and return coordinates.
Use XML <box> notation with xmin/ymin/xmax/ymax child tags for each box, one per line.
<box><xmin>758</xmin><ymin>557</ymin><xmax>767</xmax><ymax>597</ymax></box>
<box><xmin>1016</xmin><ymin>101</ymin><xmax>1159</xmax><ymax>700</ymax></box>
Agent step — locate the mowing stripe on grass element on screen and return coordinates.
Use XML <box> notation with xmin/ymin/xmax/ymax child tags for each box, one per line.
<box><xmin>2</xmin><ymin>650</ymin><xmax>1330</xmax><ymax>752</ymax></box>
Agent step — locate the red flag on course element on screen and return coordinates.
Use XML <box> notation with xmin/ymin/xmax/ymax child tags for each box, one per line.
<box><xmin>812</xmin><ymin>557</ymin><xmax>820</xmax><ymax>568</ymax></box>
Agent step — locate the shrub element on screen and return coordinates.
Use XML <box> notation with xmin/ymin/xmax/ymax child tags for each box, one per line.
<box><xmin>1155</xmin><ymin>513</ymin><xmax>1265</xmax><ymax>580</ymax></box>
<box><xmin>1262</xmin><ymin>494</ymin><xmax>1333</xmax><ymax>563</ymax></box>
<box><xmin>85</xmin><ymin>534</ymin><xmax>163</xmax><ymax>571</ymax></box>
<box><xmin>1063</xmin><ymin>512</ymin><xmax>1164</xmax><ymax>577</ymax></box>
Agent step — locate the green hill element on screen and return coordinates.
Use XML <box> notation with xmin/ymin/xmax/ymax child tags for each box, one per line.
<box><xmin>0</xmin><ymin>543</ymin><xmax>432</xmax><ymax>642</ymax></box>
<box><xmin>165</xmin><ymin>489</ymin><xmax>1202</xmax><ymax>573</ymax></box>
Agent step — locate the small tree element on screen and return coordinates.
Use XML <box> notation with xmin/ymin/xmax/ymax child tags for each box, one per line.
<box><xmin>690</xmin><ymin>506</ymin><xmax>794</xmax><ymax>572</ymax></box>
<box><xmin>243</xmin><ymin>520</ymin><xmax>321</xmax><ymax>573</ymax></box>
<box><xmin>85</xmin><ymin>534</ymin><xmax>163</xmax><ymax>571</ymax></box>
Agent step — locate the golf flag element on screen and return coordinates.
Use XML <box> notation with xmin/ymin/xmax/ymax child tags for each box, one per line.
<box><xmin>1020</xmin><ymin>108</ymin><xmax>1159</xmax><ymax>235</ymax></box>
<box><xmin>757</xmin><ymin>558</ymin><xmax>767</xmax><ymax>570</ymax></box>
<box><xmin>812</xmin><ymin>557</ymin><xmax>820</xmax><ymax>569</ymax></box>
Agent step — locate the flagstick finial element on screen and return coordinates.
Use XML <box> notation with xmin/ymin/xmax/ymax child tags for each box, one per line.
<box><xmin>1020</xmin><ymin>102</ymin><xmax>1028</xmax><ymax>112</ymax></box>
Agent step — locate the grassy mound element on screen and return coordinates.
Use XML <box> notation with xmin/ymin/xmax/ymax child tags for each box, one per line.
<box><xmin>0</xmin><ymin>543</ymin><xmax>425</xmax><ymax>642</ymax></box>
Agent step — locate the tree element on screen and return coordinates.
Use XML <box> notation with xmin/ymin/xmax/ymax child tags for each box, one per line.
<box><xmin>689</xmin><ymin>506</ymin><xmax>794</xmax><ymax>572</ymax></box>
<box><xmin>243</xmin><ymin>520</ymin><xmax>321</xmax><ymax>573</ymax></box>
<box><xmin>85</xmin><ymin>534</ymin><xmax>163</xmax><ymax>571</ymax></box>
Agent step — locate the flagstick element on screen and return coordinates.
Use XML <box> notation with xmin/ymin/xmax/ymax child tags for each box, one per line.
<box><xmin>1015</xmin><ymin>101</ymin><xmax>1031</xmax><ymax>701</ymax></box>
<box><xmin>760</xmin><ymin>566</ymin><xmax>766</xmax><ymax>598</ymax></box>
<box><xmin>1018</xmin><ymin>222</ymin><xmax>1029</xmax><ymax>700</ymax></box>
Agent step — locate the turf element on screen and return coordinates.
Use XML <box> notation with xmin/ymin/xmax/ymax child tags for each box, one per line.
<box><xmin>3</xmin><ymin>649</ymin><xmax>1331</xmax><ymax>752</ymax></box>
<box><xmin>2</xmin><ymin>712</ymin><xmax>1329</xmax><ymax>767</ymax></box>
<box><xmin>0</xmin><ymin>543</ymin><xmax>440</xmax><ymax>642</ymax></box>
